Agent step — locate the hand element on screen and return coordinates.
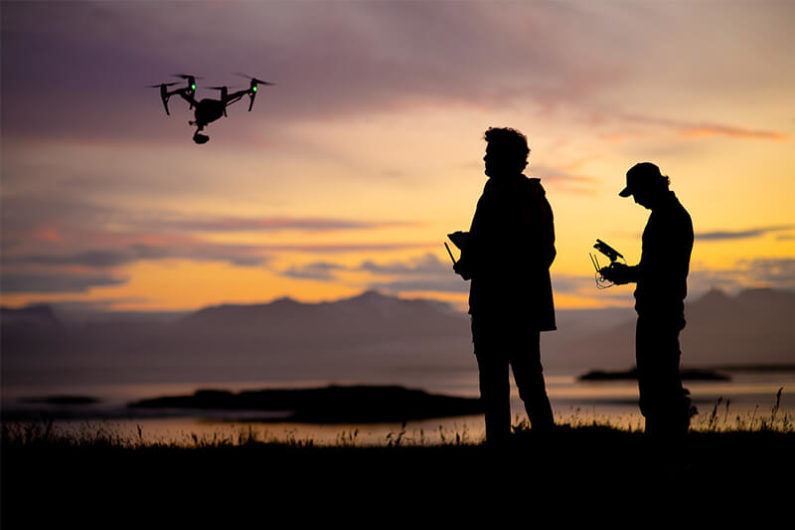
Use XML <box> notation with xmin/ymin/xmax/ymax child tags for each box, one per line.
<box><xmin>453</xmin><ymin>258</ymin><xmax>471</xmax><ymax>280</ymax></box>
<box><xmin>600</xmin><ymin>263</ymin><xmax>632</xmax><ymax>285</ymax></box>
<box><xmin>447</xmin><ymin>231</ymin><xmax>469</xmax><ymax>251</ymax></box>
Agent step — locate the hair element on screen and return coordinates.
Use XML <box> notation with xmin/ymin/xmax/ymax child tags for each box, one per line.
<box><xmin>484</xmin><ymin>127</ymin><xmax>530</xmax><ymax>169</ymax></box>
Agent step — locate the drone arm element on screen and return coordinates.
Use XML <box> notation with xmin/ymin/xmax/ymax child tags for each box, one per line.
<box><xmin>221</xmin><ymin>90</ymin><xmax>250</xmax><ymax>109</ymax></box>
<box><xmin>160</xmin><ymin>88</ymin><xmax>171</xmax><ymax>116</ymax></box>
<box><xmin>173</xmin><ymin>89</ymin><xmax>198</xmax><ymax>109</ymax></box>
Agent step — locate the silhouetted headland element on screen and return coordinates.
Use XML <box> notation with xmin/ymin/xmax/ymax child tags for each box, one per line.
<box><xmin>578</xmin><ymin>367</ymin><xmax>730</xmax><ymax>382</ymax></box>
<box><xmin>129</xmin><ymin>384</ymin><xmax>483</xmax><ymax>423</ymax></box>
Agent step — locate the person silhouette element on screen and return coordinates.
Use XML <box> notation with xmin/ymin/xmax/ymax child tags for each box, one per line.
<box><xmin>600</xmin><ymin>162</ymin><xmax>694</xmax><ymax>441</ymax></box>
<box><xmin>452</xmin><ymin>127</ymin><xmax>556</xmax><ymax>444</ymax></box>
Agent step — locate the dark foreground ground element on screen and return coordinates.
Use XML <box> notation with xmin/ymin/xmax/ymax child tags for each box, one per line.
<box><xmin>3</xmin><ymin>426</ymin><xmax>794</xmax><ymax>524</ymax></box>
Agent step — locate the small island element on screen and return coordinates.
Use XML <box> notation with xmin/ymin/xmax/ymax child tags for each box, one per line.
<box><xmin>578</xmin><ymin>368</ymin><xmax>731</xmax><ymax>382</ymax></box>
<box><xmin>129</xmin><ymin>384</ymin><xmax>484</xmax><ymax>423</ymax></box>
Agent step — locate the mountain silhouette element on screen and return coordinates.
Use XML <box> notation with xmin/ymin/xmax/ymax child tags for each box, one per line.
<box><xmin>557</xmin><ymin>287</ymin><xmax>795</xmax><ymax>368</ymax></box>
<box><xmin>2</xmin><ymin>288</ymin><xmax>793</xmax><ymax>392</ymax></box>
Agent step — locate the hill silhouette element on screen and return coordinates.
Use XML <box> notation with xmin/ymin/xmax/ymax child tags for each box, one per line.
<box><xmin>128</xmin><ymin>384</ymin><xmax>483</xmax><ymax>422</ymax></box>
<box><xmin>3</xmin><ymin>288</ymin><xmax>794</xmax><ymax>392</ymax></box>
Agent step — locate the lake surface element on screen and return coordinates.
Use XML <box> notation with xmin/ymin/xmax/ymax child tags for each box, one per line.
<box><xmin>4</xmin><ymin>369</ymin><xmax>793</xmax><ymax>446</ymax></box>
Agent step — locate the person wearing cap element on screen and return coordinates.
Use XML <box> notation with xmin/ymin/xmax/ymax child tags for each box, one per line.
<box><xmin>452</xmin><ymin>127</ymin><xmax>556</xmax><ymax>444</ymax></box>
<box><xmin>601</xmin><ymin>162</ymin><xmax>694</xmax><ymax>441</ymax></box>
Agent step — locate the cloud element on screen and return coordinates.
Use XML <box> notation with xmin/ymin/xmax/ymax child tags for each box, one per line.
<box><xmin>619</xmin><ymin>113</ymin><xmax>789</xmax><ymax>141</ymax></box>
<box><xmin>678</xmin><ymin>125</ymin><xmax>790</xmax><ymax>141</ymax></box>
<box><xmin>529</xmin><ymin>163</ymin><xmax>600</xmax><ymax>195</ymax></box>
<box><xmin>688</xmin><ymin>258</ymin><xmax>795</xmax><ymax>295</ymax></box>
<box><xmin>743</xmin><ymin>258</ymin><xmax>795</xmax><ymax>288</ymax></box>
<box><xmin>592</xmin><ymin>111</ymin><xmax>791</xmax><ymax>144</ymax></box>
<box><xmin>281</xmin><ymin>262</ymin><xmax>345</xmax><ymax>281</ymax></box>
<box><xmin>551</xmin><ymin>275</ymin><xmax>602</xmax><ymax>295</ymax></box>
<box><xmin>361</xmin><ymin>253</ymin><xmax>467</xmax><ymax>294</ymax></box>
<box><xmin>696</xmin><ymin>226</ymin><xmax>795</xmax><ymax>241</ymax></box>
<box><xmin>260</xmin><ymin>243</ymin><xmax>436</xmax><ymax>254</ymax></box>
<box><xmin>4</xmin><ymin>1</ymin><xmax>791</xmax><ymax>154</ymax></box>
<box><xmin>0</xmin><ymin>273</ymin><xmax>128</xmax><ymax>293</ymax></box>
<box><xmin>5</xmin><ymin>242</ymin><xmax>270</xmax><ymax>269</ymax></box>
<box><xmin>359</xmin><ymin>253</ymin><xmax>450</xmax><ymax>276</ymax></box>
<box><xmin>278</xmin><ymin>255</ymin><xmax>634</xmax><ymax>299</ymax></box>
<box><xmin>687</xmin><ymin>269</ymin><xmax>747</xmax><ymax>296</ymax></box>
<box><xmin>0</xmin><ymin>2</ymin><xmax>630</xmax><ymax>143</ymax></box>
<box><xmin>276</xmin><ymin>253</ymin><xmax>467</xmax><ymax>294</ymax></box>
<box><xmin>369</xmin><ymin>279</ymin><xmax>469</xmax><ymax>295</ymax></box>
<box><xmin>160</xmin><ymin>216</ymin><xmax>412</xmax><ymax>233</ymax></box>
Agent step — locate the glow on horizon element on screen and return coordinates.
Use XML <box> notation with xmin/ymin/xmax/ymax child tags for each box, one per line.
<box><xmin>2</xmin><ymin>2</ymin><xmax>794</xmax><ymax>312</ymax></box>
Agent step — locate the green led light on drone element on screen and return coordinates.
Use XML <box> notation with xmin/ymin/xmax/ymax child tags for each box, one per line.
<box><xmin>191</xmin><ymin>84</ymin><xmax>196</xmax><ymax>90</ymax></box>
<box><xmin>252</xmin><ymin>86</ymin><xmax>258</xmax><ymax>92</ymax></box>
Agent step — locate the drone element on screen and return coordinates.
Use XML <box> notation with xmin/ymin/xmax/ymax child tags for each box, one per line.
<box><xmin>148</xmin><ymin>73</ymin><xmax>273</xmax><ymax>144</ymax></box>
<box><xmin>589</xmin><ymin>239</ymin><xmax>626</xmax><ymax>289</ymax></box>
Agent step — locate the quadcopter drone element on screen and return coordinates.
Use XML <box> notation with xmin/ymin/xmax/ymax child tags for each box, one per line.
<box><xmin>148</xmin><ymin>73</ymin><xmax>273</xmax><ymax>144</ymax></box>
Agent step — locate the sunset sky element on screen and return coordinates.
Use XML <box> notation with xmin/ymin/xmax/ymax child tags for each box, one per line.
<box><xmin>2</xmin><ymin>1</ymin><xmax>794</xmax><ymax>312</ymax></box>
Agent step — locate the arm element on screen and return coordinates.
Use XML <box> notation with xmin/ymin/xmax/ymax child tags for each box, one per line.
<box><xmin>450</xmin><ymin>231</ymin><xmax>473</xmax><ymax>280</ymax></box>
<box><xmin>600</xmin><ymin>263</ymin><xmax>640</xmax><ymax>285</ymax></box>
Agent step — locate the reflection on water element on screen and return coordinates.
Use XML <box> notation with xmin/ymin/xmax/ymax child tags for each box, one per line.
<box><xmin>4</xmin><ymin>370</ymin><xmax>793</xmax><ymax>446</ymax></box>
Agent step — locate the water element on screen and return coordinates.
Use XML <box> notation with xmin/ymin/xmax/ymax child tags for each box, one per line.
<box><xmin>4</xmin><ymin>369</ymin><xmax>793</xmax><ymax>446</ymax></box>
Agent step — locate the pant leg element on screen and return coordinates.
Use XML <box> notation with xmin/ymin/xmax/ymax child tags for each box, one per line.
<box><xmin>636</xmin><ymin>316</ymin><xmax>690</xmax><ymax>439</ymax></box>
<box><xmin>510</xmin><ymin>330</ymin><xmax>554</xmax><ymax>430</ymax></box>
<box><xmin>472</xmin><ymin>315</ymin><xmax>512</xmax><ymax>443</ymax></box>
<box><xmin>475</xmin><ymin>352</ymin><xmax>511</xmax><ymax>443</ymax></box>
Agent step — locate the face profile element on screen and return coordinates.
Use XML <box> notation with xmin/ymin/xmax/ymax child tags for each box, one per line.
<box><xmin>483</xmin><ymin>144</ymin><xmax>513</xmax><ymax>177</ymax></box>
<box><xmin>482</xmin><ymin>127</ymin><xmax>529</xmax><ymax>179</ymax></box>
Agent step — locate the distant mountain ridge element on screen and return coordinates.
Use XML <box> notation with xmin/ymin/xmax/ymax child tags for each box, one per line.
<box><xmin>2</xmin><ymin>288</ymin><xmax>794</xmax><ymax>391</ymax></box>
<box><xmin>561</xmin><ymin>287</ymin><xmax>795</xmax><ymax>369</ymax></box>
<box><xmin>172</xmin><ymin>290</ymin><xmax>465</xmax><ymax>344</ymax></box>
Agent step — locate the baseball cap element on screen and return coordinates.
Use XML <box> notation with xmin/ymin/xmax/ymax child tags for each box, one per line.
<box><xmin>620</xmin><ymin>162</ymin><xmax>662</xmax><ymax>197</ymax></box>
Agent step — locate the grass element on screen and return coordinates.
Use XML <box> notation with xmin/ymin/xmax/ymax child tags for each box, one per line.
<box><xmin>3</xmin><ymin>414</ymin><xmax>794</xmax><ymax>523</ymax></box>
<box><xmin>3</xmin><ymin>391</ymin><xmax>793</xmax><ymax>523</ymax></box>
<box><xmin>3</xmin><ymin>387</ymin><xmax>791</xmax><ymax>450</ymax></box>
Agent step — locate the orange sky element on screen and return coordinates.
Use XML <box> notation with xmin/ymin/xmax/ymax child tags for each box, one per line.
<box><xmin>2</xmin><ymin>2</ymin><xmax>794</xmax><ymax>312</ymax></box>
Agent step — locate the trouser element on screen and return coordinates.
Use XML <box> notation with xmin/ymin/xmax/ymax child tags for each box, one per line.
<box><xmin>635</xmin><ymin>315</ymin><xmax>691</xmax><ymax>439</ymax></box>
<box><xmin>472</xmin><ymin>316</ymin><xmax>554</xmax><ymax>442</ymax></box>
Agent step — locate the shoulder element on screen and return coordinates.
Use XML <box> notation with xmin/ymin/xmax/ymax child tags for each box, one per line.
<box><xmin>670</xmin><ymin>193</ymin><xmax>692</xmax><ymax>227</ymax></box>
<box><xmin>519</xmin><ymin>176</ymin><xmax>547</xmax><ymax>199</ymax></box>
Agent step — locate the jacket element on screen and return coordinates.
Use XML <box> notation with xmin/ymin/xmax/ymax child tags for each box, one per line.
<box><xmin>458</xmin><ymin>174</ymin><xmax>556</xmax><ymax>331</ymax></box>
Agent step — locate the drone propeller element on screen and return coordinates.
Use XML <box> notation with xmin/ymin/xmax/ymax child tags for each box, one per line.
<box><xmin>233</xmin><ymin>73</ymin><xmax>273</xmax><ymax>111</ymax></box>
<box><xmin>233</xmin><ymin>73</ymin><xmax>274</xmax><ymax>86</ymax></box>
<box><xmin>173</xmin><ymin>74</ymin><xmax>201</xmax><ymax>108</ymax></box>
<box><xmin>173</xmin><ymin>74</ymin><xmax>201</xmax><ymax>89</ymax></box>
<box><xmin>148</xmin><ymin>82</ymin><xmax>181</xmax><ymax>116</ymax></box>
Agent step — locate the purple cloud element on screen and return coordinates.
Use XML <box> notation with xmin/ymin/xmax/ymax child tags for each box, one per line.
<box><xmin>1</xmin><ymin>273</ymin><xmax>128</xmax><ymax>293</ymax></box>
<box><xmin>696</xmin><ymin>226</ymin><xmax>794</xmax><ymax>241</ymax></box>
